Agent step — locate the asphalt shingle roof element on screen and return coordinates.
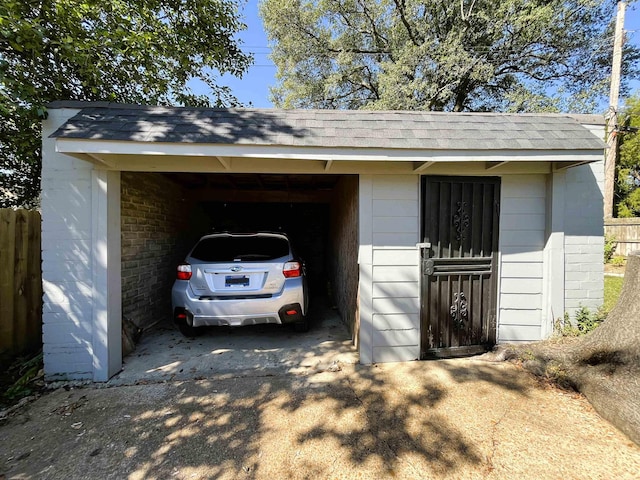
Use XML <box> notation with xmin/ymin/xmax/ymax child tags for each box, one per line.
<box><xmin>49</xmin><ymin>102</ymin><xmax>605</xmax><ymax>151</ymax></box>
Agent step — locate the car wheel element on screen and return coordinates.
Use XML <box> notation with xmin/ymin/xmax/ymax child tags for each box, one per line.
<box><xmin>178</xmin><ymin>322</ymin><xmax>201</xmax><ymax>338</ymax></box>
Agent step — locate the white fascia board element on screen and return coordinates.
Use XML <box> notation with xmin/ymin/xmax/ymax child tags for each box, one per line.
<box><xmin>55</xmin><ymin>138</ymin><xmax>603</xmax><ymax>164</ymax></box>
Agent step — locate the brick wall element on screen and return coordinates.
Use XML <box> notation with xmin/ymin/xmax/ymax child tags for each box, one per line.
<box><xmin>329</xmin><ymin>176</ymin><xmax>359</xmax><ymax>344</ymax></box>
<box><xmin>564</xmin><ymin>161</ymin><xmax>605</xmax><ymax>312</ymax></box>
<box><xmin>121</xmin><ymin>173</ymin><xmax>194</xmax><ymax>329</ymax></box>
<box><xmin>41</xmin><ymin>108</ymin><xmax>95</xmax><ymax>380</ymax></box>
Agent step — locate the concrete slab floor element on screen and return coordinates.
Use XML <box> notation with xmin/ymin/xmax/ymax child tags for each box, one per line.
<box><xmin>110</xmin><ymin>300</ymin><xmax>358</xmax><ymax>386</ymax></box>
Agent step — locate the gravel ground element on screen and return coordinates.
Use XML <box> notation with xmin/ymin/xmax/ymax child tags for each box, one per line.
<box><xmin>1</xmin><ymin>358</ymin><xmax>639</xmax><ymax>479</ymax></box>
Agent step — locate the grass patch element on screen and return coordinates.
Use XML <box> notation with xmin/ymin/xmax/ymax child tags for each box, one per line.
<box><xmin>603</xmin><ymin>275</ymin><xmax>624</xmax><ymax>315</ymax></box>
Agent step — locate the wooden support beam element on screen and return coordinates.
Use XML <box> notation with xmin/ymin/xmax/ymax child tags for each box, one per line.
<box><xmin>553</xmin><ymin>161</ymin><xmax>591</xmax><ymax>171</ymax></box>
<box><xmin>86</xmin><ymin>153</ymin><xmax>116</xmax><ymax>168</ymax></box>
<box><xmin>325</xmin><ymin>160</ymin><xmax>333</xmax><ymax>171</ymax></box>
<box><xmin>485</xmin><ymin>161</ymin><xmax>509</xmax><ymax>171</ymax></box>
<box><xmin>413</xmin><ymin>161</ymin><xmax>435</xmax><ymax>173</ymax></box>
<box><xmin>216</xmin><ymin>156</ymin><xmax>231</xmax><ymax>170</ymax></box>
<box><xmin>191</xmin><ymin>188</ymin><xmax>333</xmax><ymax>203</ymax></box>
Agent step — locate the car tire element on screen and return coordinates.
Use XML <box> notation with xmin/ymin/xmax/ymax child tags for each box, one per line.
<box><xmin>178</xmin><ymin>322</ymin><xmax>202</xmax><ymax>338</ymax></box>
<box><xmin>293</xmin><ymin>317</ymin><xmax>310</xmax><ymax>333</ymax></box>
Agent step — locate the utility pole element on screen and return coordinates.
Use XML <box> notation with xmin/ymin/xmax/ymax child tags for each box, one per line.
<box><xmin>604</xmin><ymin>1</ymin><xmax>626</xmax><ymax>219</ymax></box>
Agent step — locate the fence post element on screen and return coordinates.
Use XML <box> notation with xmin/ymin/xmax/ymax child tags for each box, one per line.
<box><xmin>0</xmin><ymin>209</ymin><xmax>17</xmax><ymax>358</ymax></box>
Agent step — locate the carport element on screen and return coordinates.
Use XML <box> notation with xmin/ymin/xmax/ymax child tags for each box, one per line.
<box><xmin>43</xmin><ymin>103</ymin><xmax>363</xmax><ymax>381</ymax></box>
<box><xmin>118</xmin><ymin>171</ymin><xmax>357</xmax><ymax>333</ymax></box>
<box><xmin>41</xmin><ymin>103</ymin><xmax>606</xmax><ymax>381</ymax></box>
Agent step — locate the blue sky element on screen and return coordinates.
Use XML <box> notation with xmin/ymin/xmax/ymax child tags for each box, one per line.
<box><xmin>219</xmin><ymin>1</ymin><xmax>640</xmax><ymax>110</ymax></box>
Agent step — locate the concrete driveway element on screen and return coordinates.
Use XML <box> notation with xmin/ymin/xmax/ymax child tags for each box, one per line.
<box><xmin>2</xmin><ymin>358</ymin><xmax>639</xmax><ymax>479</ymax></box>
<box><xmin>3</xmin><ymin>301</ymin><xmax>640</xmax><ymax>479</ymax></box>
<box><xmin>110</xmin><ymin>298</ymin><xmax>358</xmax><ymax>386</ymax></box>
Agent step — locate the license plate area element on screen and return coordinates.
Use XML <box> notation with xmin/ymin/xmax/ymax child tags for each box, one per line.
<box><xmin>225</xmin><ymin>275</ymin><xmax>250</xmax><ymax>287</ymax></box>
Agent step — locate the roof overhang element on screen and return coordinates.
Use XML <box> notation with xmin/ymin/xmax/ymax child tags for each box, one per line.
<box><xmin>55</xmin><ymin>138</ymin><xmax>603</xmax><ymax>174</ymax></box>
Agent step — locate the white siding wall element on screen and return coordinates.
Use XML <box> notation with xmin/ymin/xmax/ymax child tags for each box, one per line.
<box><xmin>498</xmin><ymin>175</ymin><xmax>546</xmax><ymax>342</ymax></box>
<box><xmin>359</xmin><ymin>175</ymin><xmax>420</xmax><ymax>364</ymax></box>
<box><xmin>41</xmin><ymin>108</ymin><xmax>95</xmax><ymax>379</ymax></box>
<box><xmin>564</xmin><ymin>160</ymin><xmax>605</xmax><ymax>312</ymax></box>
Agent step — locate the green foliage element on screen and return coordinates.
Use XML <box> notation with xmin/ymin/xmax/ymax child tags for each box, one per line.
<box><xmin>574</xmin><ymin>306</ymin><xmax>605</xmax><ymax>334</ymax></box>
<box><xmin>555</xmin><ymin>312</ymin><xmax>581</xmax><ymax>337</ymax></box>
<box><xmin>555</xmin><ymin>306</ymin><xmax>606</xmax><ymax>337</ymax></box>
<box><xmin>260</xmin><ymin>0</ymin><xmax>639</xmax><ymax>112</ymax></box>
<box><xmin>1</xmin><ymin>0</ymin><xmax>252</xmax><ymax>208</ymax></box>
<box><xmin>1</xmin><ymin>352</ymin><xmax>43</xmax><ymax>406</ymax></box>
<box><xmin>616</xmin><ymin>188</ymin><xmax>640</xmax><ymax>217</ymax></box>
<box><xmin>604</xmin><ymin>234</ymin><xmax>618</xmax><ymax>263</ymax></box>
<box><xmin>615</xmin><ymin>94</ymin><xmax>640</xmax><ymax>217</ymax></box>
<box><xmin>610</xmin><ymin>255</ymin><xmax>626</xmax><ymax>267</ymax></box>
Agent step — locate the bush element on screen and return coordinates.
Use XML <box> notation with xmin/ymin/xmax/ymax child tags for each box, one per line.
<box><xmin>555</xmin><ymin>307</ymin><xmax>605</xmax><ymax>337</ymax></box>
<box><xmin>610</xmin><ymin>255</ymin><xmax>626</xmax><ymax>267</ymax></box>
<box><xmin>574</xmin><ymin>306</ymin><xmax>605</xmax><ymax>334</ymax></box>
<box><xmin>555</xmin><ymin>312</ymin><xmax>580</xmax><ymax>337</ymax></box>
<box><xmin>604</xmin><ymin>234</ymin><xmax>618</xmax><ymax>263</ymax></box>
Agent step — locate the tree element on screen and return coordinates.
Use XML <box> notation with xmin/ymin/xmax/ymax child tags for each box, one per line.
<box><xmin>616</xmin><ymin>94</ymin><xmax>640</xmax><ymax>217</ymax></box>
<box><xmin>498</xmin><ymin>251</ymin><xmax>640</xmax><ymax>444</ymax></box>
<box><xmin>260</xmin><ymin>0</ymin><xmax>639</xmax><ymax>112</ymax></box>
<box><xmin>1</xmin><ymin>0</ymin><xmax>252</xmax><ymax>208</ymax></box>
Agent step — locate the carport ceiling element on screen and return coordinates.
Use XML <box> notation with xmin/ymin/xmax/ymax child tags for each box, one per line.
<box><xmin>163</xmin><ymin>173</ymin><xmax>343</xmax><ymax>203</ymax></box>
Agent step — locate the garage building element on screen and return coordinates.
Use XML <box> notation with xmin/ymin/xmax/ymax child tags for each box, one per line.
<box><xmin>42</xmin><ymin>102</ymin><xmax>605</xmax><ymax>381</ymax></box>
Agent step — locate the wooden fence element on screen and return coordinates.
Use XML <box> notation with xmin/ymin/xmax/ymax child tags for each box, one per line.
<box><xmin>605</xmin><ymin>217</ymin><xmax>640</xmax><ymax>257</ymax></box>
<box><xmin>0</xmin><ymin>209</ymin><xmax>42</xmax><ymax>360</ymax></box>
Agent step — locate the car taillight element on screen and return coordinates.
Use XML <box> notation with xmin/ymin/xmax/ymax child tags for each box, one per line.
<box><xmin>177</xmin><ymin>263</ymin><xmax>192</xmax><ymax>280</ymax></box>
<box><xmin>283</xmin><ymin>261</ymin><xmax>302</xmax><ymax>278</ymax></box>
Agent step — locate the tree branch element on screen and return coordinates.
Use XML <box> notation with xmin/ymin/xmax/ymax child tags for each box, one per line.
<box><xmin>357</xmin><ymin>0</ymin><xmax>391</xmax><ymax>50</ymax></box>
<box><xmin>327</xmin><ymin>47</ymin><xmax>390</xmax><ymax>55</ymax></box>
<box><xmin>392</xmin><ymin>0</ymin><xmax>421</xmax><ymax>46</ymax></box>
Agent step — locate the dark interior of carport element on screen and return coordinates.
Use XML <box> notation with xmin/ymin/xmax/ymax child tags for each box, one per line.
<box><xmin>119</xmin><ymin>171</ymin><xmax>359</xmax><ymax>358</ymax></box>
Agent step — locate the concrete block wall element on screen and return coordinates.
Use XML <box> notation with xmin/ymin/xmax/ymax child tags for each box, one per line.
<box><xmin>121</xmin><ymin>173</ymin><xmax>193</xmax><ymax>329</ymax></box>
<box><xmin>41</xmin><ymin>108</ymin><xmax>95</xmax><ymax>380</ymax></box>
<box><xmin>329</xmin><ymin>176</ymin><xmax>359</xmax><ymax>344</ymax></box>
<box><xmin>563</xmin><ymin>161</ymin><xmax>605</xmax><ymax>312</ymax></box>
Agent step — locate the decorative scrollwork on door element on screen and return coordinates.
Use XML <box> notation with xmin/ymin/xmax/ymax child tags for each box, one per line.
<box><xmin>453</xmin><ymin>201</ymin><xmax>470</xmax><ymax>241</ymax></box>
<box><xmin>450</xmin><ymin>292</ymin><xmax>468</xmax><ymax>329</ymax></box>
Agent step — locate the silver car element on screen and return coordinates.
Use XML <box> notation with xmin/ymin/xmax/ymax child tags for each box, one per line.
<box><xmin>171</xmin><ymin>232</ymin><xmax>309</xmax><ymax>336</ymax></box>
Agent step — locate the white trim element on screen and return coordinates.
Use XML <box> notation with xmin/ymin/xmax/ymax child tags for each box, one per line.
<box><xmin>358</xmin><ymin>175</ymin><xmax>374</xmax><ymax>365</ymax></box>
<box><xmin>91</xmin><ymin>170</ymin><xmax>122</xmax><ymax>381</ymax></box>
<box><xmin>543</xmin><ymin>171</ymin><xmax>566</xmax><ymax>338</ymax></box>
<box><xmin>55</xmin><ymin>138</ymin><xmax>603</xmax><ymax>164</ymax></box>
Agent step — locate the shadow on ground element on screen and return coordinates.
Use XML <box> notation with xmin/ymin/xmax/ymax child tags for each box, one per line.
<box><xmin>3</xmin><ymin>357</ymin><xmax>639</xmax><ymax>479</ymax></box>
<box><xmin>111</xmin><ymin>296</ymin><xmax>358</xmax><ymax>385</ymax></box>
<box><xmin>3</xmin><ymin>312</ymin><xmax>640</xmax><ymax>478</ymax></box>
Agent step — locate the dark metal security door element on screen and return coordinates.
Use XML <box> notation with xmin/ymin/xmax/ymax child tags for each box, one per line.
<box><xmin>420</xmin><ymin>176</ymin><xmax>500</xmax><ymax>358</ymax></box>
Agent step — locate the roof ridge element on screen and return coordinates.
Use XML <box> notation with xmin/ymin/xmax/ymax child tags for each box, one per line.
<box><xmin>46</xmin><ymin>101</ymin><xmax>604</xmax><ymax>123</ymax></box>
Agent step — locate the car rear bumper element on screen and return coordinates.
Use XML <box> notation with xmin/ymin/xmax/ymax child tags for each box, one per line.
<box><xmin>171</xmin><ymin>277</ymin><xmax>306</xmax><ymax>327</ymax></box>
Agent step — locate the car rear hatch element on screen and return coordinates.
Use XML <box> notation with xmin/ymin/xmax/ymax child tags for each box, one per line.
<box><xmin>186</xmin><ymin>234</ymin><xmax>291</xmax><ymax>298</ymax></box>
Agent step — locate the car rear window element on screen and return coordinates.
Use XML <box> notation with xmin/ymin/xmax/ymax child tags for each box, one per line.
<box><xmin>190</xmin><ymin>236</ymin><xmax>290</xmax><ymax>262</ymax></box>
